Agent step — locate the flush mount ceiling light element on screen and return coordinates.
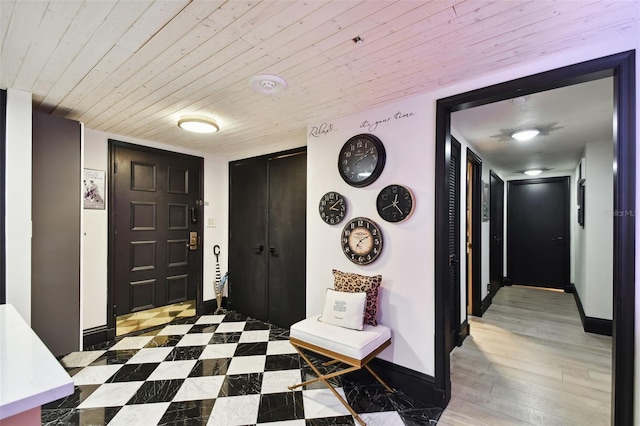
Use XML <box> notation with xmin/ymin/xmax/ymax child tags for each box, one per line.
<box><xmin>249</xmin><ymin>74</ymin><xmax>288</xmax><ymax>94</ymax></box>
<box><xmin>177</xmin><ymin>115</ymin><xmax>219</xmax><ymax>133</ymax></box>
<box><xmin>520</xmin><ymin>167</ymin><xmax>550</xmax><ymax>176</ymax></box>
<box><xmin>490</xmin><ymin>122</ymin><xmax>563</xmax><ymax>142</ymax></box>
<box><xmin>511</xmin><ymin>128</ymin><xmax>540</xmax><ymax>141</ymax></box>
<box><xmin>511</xmin><ymin>96</ymin><xmax>528</xmax><ymax>105</ymax></box>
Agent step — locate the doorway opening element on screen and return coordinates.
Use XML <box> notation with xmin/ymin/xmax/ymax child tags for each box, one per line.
<box><xmin>116</xmin><ymin>299</ymin><xmax>196</xmax><ymax>336</ymax></box>
<box><xmin>465</xmin><ymin>148</ymin><xmax>482</xmax><ymax>317</ymax></box>
<box><xmin>435</xmin><ymin>51</ymin><xmax>635</xmax><ymax>424</ymax></box>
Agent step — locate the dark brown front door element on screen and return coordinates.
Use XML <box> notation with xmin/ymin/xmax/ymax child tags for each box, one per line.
<box><xmin>111</xmin><ymin>141</ymin><xmax>203</xmax><ymax>316</ymax></box>
<box><xmin>507</xmin><ymin>177</ymin><xmax>569</xmax><ymax>289</ymax></box>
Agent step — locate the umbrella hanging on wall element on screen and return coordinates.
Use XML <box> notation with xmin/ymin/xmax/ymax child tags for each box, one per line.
<box><xmin>213</xmin><ymin>245</ymin><xmax>227</xmax><ymax>314</ymax></box>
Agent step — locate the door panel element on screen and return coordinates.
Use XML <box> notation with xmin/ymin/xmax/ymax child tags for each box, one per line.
<box><xmin>32</xmin><ymin>112</ymin><xmax>81</xmax><ymax>356</ymax></box>
<box><xmin>112</xmin><ymin>143</ymin><xmax>202</xmax><ymax>316</ymax></box>
<box><xmin>267</xmin><ymin>152</ymin><xmax>307</xmax><ymax>328</ymax></box>
<box><xmin>228</xmin><ymin>157</ymin><xmax>268</xmax><ymax>320</ymax></box>
<box><xmin>228</xmin><ymin>150</ymin><xmax>307</xmax><ymax>328</ymax></box>
<box><xmin>448</xmin><ymin>138</ymin><xmax>461</xmax><ymax>351</ymax></box>
<box><xmin>490</xmin><ymin>171</ymin><xmax>504</xmax><ymax>287</ymax></box>
<box><xmin>507</xmin><ymin>177</ymin><xmax>569</xmax><ymax>289</ymax></box>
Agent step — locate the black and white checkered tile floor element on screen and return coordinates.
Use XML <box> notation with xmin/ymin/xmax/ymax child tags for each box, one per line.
<box><xmin>43</xmin><ymin>312</ymin><xmax>442</xmax><ymax>425</ymax></box>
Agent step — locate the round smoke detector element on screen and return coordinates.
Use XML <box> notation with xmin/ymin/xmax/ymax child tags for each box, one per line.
<box><xmin>249</xmin><ymin>74</ymin><xmax>288</xmax><ymax>94</ymax></box>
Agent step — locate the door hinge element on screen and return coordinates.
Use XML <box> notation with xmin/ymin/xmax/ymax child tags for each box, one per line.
<box><xmin>113</xmin><ymin>305</ymin><xmax>117</xmax><ymax>316</ymax></box>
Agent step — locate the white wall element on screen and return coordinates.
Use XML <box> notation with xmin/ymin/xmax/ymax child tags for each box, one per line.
<box><xmin>566</xmin><ymin>140</ymin><xmax>614</xmax><ymax>321</ymax></box>
<box><xmin>5</xmin><ymin>88</ymin><xmax>32</xmax><ymax>324</ymax></box>
<box><xmin>584</xmin><ymin>140</ymin><xmax>614</xmax><ymax>319</ymax></box>
<box><xmin>573</xmin><ymin>164</ymin><xmax>585</xmax><ymax>301</ymax></box>
<box><xmin>82</xmin><ymin>128</ymin><xmax>229</xmax><ymax>329</ymax></box>
<box><xmin>308</xmin><ymin>37</ymin><xmax>638</xmax><ymax>381</ymax></box>
<box><xmin>307</xmin><ymin>101</ymin><xmax>436</xmax><ymax>375</ymax></box>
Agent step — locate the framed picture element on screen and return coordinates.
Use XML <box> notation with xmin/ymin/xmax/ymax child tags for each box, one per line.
<box><xmin>83</xmin><ymin>169</ymin><xmax>105</xmax><ymax>210</ymax></box>
<box><xmin>482</xmin><ymin>181</ymin><xmax>490</xmax><ymax>222</ymax></box>
<box><xmin>577</xmin><ymin>183</ymin><xmax>585</xmax><ymax>228</ymax></box>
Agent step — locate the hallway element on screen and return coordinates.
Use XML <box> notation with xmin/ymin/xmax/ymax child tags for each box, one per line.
<box><xmin>438</xmin><ymin>285</ymin><xmax>612</xmax><ymax>425</ymax></box>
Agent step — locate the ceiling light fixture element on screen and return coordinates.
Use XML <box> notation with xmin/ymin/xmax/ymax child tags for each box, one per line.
<box><xmin>249</xmin><ymin>74</ymin><xmax>288</xmax><ymax>94</ymax></box>
<box><xmin>511</xmin><ymin>128</ymin><xmax>540</xmax><ymax>141</ymax></box>
<box><xmin>524</xmin><ymin>169</ymin><xmax>543</xmax><ymax>176</ymax></box>
<box><xmin>177</xmin><ymin>115</ymin><xmax>219</xmax><ymax>133</ymax></box>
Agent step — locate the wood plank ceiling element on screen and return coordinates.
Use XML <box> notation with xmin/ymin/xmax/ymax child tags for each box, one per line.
<box><xmin>1</xmin><ymin>1</ymin><xmax>638</xmax><ymax>158</ymax></box>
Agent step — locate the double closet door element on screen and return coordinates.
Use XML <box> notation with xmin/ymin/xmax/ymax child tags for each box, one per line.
<box><xmin>228</xmin><ymin>149</ymin><xmax>306</xmax><ymax>329</ymax></box>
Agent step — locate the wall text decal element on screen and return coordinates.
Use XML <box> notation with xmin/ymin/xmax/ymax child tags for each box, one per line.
<box><xmin>309</xmin><ymin>122</ymin><xmax>336</xmax><ymax>138</ymax></box>
<box><xmin>360</xmin><ymin>110</ymin><xmax>416</xmax><ymax>132</ymax></box>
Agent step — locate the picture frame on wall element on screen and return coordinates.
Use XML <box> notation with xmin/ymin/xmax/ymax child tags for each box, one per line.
<box><xmin>577</xmin><ymin>183</ymin><xmax>585</xmax><ymax>228</ymax></box>
<box><xmin>482</xmin><ymin>181</ymin><xmax>490</xmax><ymax>222</ymax></box>
<box><xmin>83</xmin><ymin>168</ymin><xmax>105</xmax><ymax>210</ymax></box>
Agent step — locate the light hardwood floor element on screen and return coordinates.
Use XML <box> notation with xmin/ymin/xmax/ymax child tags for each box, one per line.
<box><xmin>438</xmin><ymin>285</ymin><xmax>612</xmax><ymax>426</ymax></box>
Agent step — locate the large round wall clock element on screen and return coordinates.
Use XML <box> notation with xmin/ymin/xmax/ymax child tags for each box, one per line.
<box><xmin>341</xmin><ymin>217</ymin><xmax>383</xmax><ymax>265</ymax></box>
<box><xmin>318</xmin><ymin>191</ymin><xmax>347</xmax><ymax>225</ymax></box>
<box><xmin>338</xmin><ymin>133</ymin><xmax>386</xmax><ymax>187</ymax></box>
<box><xmin>376</xmin><ymin>184</ymin><xmax>415</xmax><ymax>223</ymax></box>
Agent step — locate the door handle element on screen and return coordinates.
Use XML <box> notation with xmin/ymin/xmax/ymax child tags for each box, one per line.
<box><xmin>186</xmin><ymin>231</ymin><xmax>198</xmax><ymax>251</ymax></box>
<box><xmin>252</xmin><ymin>244</ymin><xmax>264</xmax><ymax>253</ymax></box>
<box><xmin>269</xmin><ymin>246</ymin><xmax>277</xmax><ymax>255</ymax></box>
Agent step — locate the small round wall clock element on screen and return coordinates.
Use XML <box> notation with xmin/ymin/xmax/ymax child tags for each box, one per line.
<box><xmin>376</xmin><ymin>184</ymin><xmax>415</xmax><ymax>223</ymax></box>
<box><xmin>338</xmin><ymin>133</ymin><xmax>386</xmax><ymax>187</ymax></box>
<box><xmin>318</xmin><ymin>191</ymin><xmax>347</xmax><ymax>225</ymax></box>
<box><xmin>341</xmin><ymin>217</ymin><xmax>383</xmax><ymax>265</ymax></box>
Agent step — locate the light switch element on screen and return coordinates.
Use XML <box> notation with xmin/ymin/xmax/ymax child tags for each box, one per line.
<box><xmin>207</xmin><ymin>217</ymin><xmax>216</xmax><ymax>228</ymax></box>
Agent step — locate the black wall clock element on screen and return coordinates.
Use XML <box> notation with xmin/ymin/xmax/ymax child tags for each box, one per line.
<box><xmin>338</xmin><ymin>134</ymin><xmax>386</xmax><ymax>187</ymax></box>
<box><xmin>341</xmin><ymin>217</ymin><xmax>383</xmax><ymax>265</ymax></box>
<box><xmin>376</xmin><ymin>184</ymin><xmax>415</xmax><ymax>223</ymax></box>
<box><xmin>318</xmin><ymin>191</ymin><xmax>347</xmax><ymax>225</ymax></box>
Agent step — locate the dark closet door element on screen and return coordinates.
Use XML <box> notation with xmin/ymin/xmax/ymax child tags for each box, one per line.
<box><xmin>447</xmin><ymin>138</ymin><xmax>461</xmax><ymax>351</ymax></box>
<box><xmin>228</xmin><ymin>150</ymin><xmax>306</xmax><ymax>329</ymax></box>
<box><xmin>112</xmin><ymin>142</ymin><xmax>203</xmax><ymax>316</ymax></box>
<box><xmin>267</xmin><ymin>152</ymin><xmax>307</xmax><ymax>328</ymax></box>
<box><xmin>228</xmin><ymin>157</ymin><xmax>269</xmax><ymax>320</ymax></box>
<box><xmin>32</xmin><ymin>112</ymin><xmax>80</xmax><ymax>356</ymax></box>
<box><xmin>507</xmin><ymin>177</ymin><xmax>569</xmax><ymax>289</ymax></box>
<box><xmin>489</xmin><ymin>171</ymin><xmax>504</xmax><ymax>288</ymax></box>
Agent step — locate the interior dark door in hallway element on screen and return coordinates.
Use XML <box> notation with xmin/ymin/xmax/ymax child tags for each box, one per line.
<box><xmin>489</xmin><ymin>171</ymin><xmax>504</xmax><ymax>288</ymax></box>
<box><xmin>267</xmin><ymin>153</ymin><xmax>306</xmax><ymax>328</ymax></box>
<box><xmin>507</xmin><ymin>177</ymin><xmax>569</xmax><ymax>289</ymax></box>
<box><xmin>228</xmin><ymin>157</ymin><xmax>268</xmax><ymax>320</ymax></box>
<box><xmin>229</xmin><ymin>150</ymin><xmax>306</xmax><ymax>329</ymax></box>
<box><xmin>112</xmin><ymin>142</ymin><xmax>203</xmax><ymax>316</ymax></box>
<box><xmin>447</xmin><ymin>138</ymin><xmax>461</xmax><ymax>352</ymax></box>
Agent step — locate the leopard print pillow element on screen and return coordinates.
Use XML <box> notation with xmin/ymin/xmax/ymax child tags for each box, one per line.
<box><xmin>332</xmin><ymin>269</ymin><xmax>382</xmax><ymax>326</ymax></box>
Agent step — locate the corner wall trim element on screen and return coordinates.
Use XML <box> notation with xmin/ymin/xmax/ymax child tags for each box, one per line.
<box><xmin>83</xmin><ymin>325</ymin><xmax>109</xmax><ymax>349</ymax></box>
<box><xmin>481</xmin><ymin>294</ymin><xmax>492</xmax><ymax>314</ymax></box>
<box><xmin>569</xmin><ymin>283</ymin><xmax>613</xmax><ymax>336</ymax></box>
<box><xmin>365</xmin><ymin>358</ymin><xmax>446</xmax><ymax>408</ymax></box>
<box><xmin>200</xmin><ymin>297</ymin><xmax>227</xmax><ymax>315</ymax></box>
<box><xmin>458</xmin><ymin>319</ymin><xmax>469</xmax><ymax>346</ymax></box>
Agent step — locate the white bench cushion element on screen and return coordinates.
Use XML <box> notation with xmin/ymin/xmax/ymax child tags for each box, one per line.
<box><xmin>290</xmin><ymin>314</ymin><xmax>391</xmax><ymax>360</ymax></box>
